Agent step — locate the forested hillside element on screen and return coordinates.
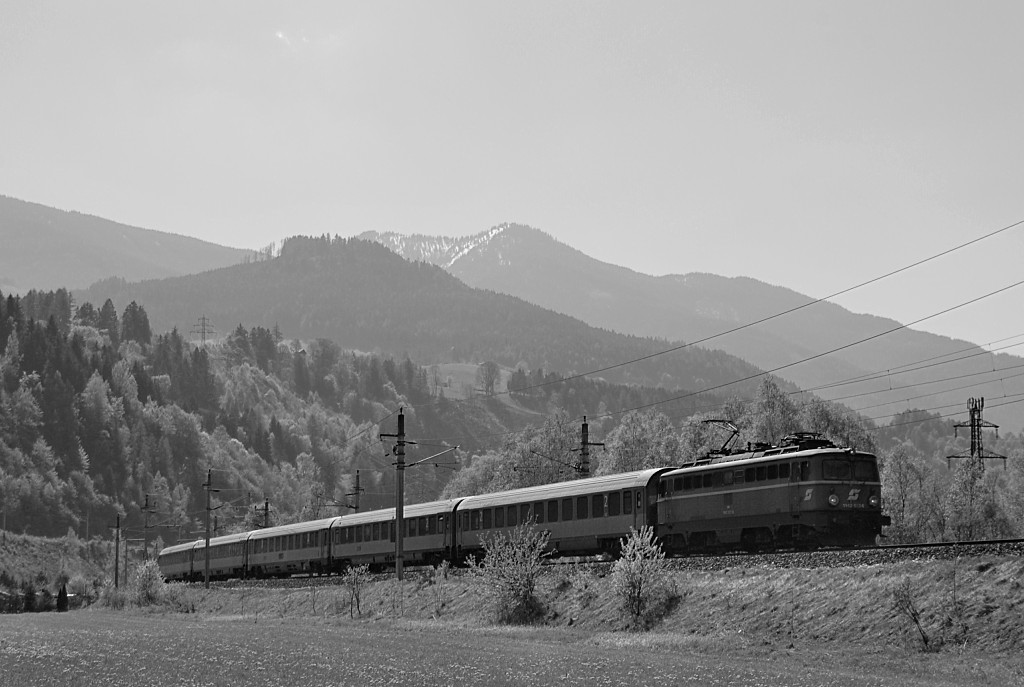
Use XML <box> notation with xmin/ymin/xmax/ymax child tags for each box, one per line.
<box><xmin>74</xmin><ymin>235</ymin><xmax>772</xmax><ymax>399</ymax></box>
<box><xmin>0</xmin><ymin>286</ymin><xmax>745</xmax><ymax>547</ymax></box>
<box><xmin>2</xmin><ymin>285</ymin><xmax>1022</xmax><ymax>555</ymax></box>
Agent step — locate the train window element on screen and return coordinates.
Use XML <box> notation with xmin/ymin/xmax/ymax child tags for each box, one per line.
<box><xmin>355</xmin><ymin>527</ymin><xmax>362</xmax><ymax>543</ymax></box>
<box><xmin>534</xmin><ymin>502</ymin><xmax>545</xmax><ymax>524</ymax></box>
<box><xmin>745</xmin><ymin>467</ymin><xmax>755</xmax><ymax>483</ymax></box>
<box><xmin>767</xmin><ymin>465</ymin><xmax>778</xmax><ymax>480</ymax></box>
<box><xmin>389</xmin><ymin>522</ymin><xmax>396</xmax><ymax>542</ymax></box>
<box><xmin>855</xmin><ymin>460</ymin><xmax>879</xmax><ymax>481</ymax></box>
<box><xmin>608</xmin><ymin>492</ymin><xmax>620</xmax><ymax>516</ymax></box>
<box><xmin>562</xmin><ymin>498</ymin><xmax>573</xmax><ymax>521</ymax></box>
<box><xmin>577</xmin><ymin>496</ymin><xmax>588</xmax><ymax>519</ymax></box>
<box><xmin>799</xmin><ymin>461</ymin><xmax>809</xmax><ymax>480</ymax></box>
<box><xmin>373</xmin><ymin>523</ymin><xmax>381</xmax><ymax>540</ymax></box>
<box><xmin>622</xmin><ymin>491</ymin><xmax>632</xmax><ymax>515</ymax></box>
<box><xmin>364</xmin><ymin>525</ymin><xmax>372</xmax><ymax>542</ymax></box>
<box><xmin>419</xmin><ymin>516</ymin><xmax>428</xmax><ymax>535</ymax></box>
<box><xmin>429</xmin><ymin>515</ymin><xmax>438</xmax><ymax>535</ymax></box>
<box><xmin>482</xmin><ymin>509</ymin><xmax>492</xmax><ymax>529</ymax></box>
<box><xmin>683</xmin><ymin>476</ymin><xmax>692</xmax><ymax>490</ymax></box>
<box><xmin>756</xmin><ymin>466</ymin><xmax>767</xmax><ymax>481</ymax></box>
<box><xmin>507</xmin><ymin>506</ymin><xmax>517</xmax><ymax>527</ymax></box>
<box><xmin>733</xmin><ymin>470</ymin><xmax>744</xmax><ymax>484</ymax></box>
<box><xmin>674</xmin><ymin>477</ymin><xmax>683</xmax><ymax>492</ymax></box>
<box><xmin>495</xmin><ymin>507</ymin><xmax>504</xmax><ymax>528</ymax></box>
<box><xmin>548</xmin><ymin>500</ymin><xmax>559</xmax><ymax>523</ymax></box>
<box><xmin>823</xmin><ymin>459</ymin><xmax>853</xmax><ymax>480</ymax></box>
<box><xmin>471</xmin><ymin>510</ymin><xmax>481</xmax><ymax>530</ymax></box>
<box><xmin>702</xmin><ymin>474</ymin><xmax>712</xmax><ymax>488</ymax></box>
<box><xmin>723</xmin><ymin>471</ymin><xmax>733</xmax><ymax>486</ymax></box>
<box><xmin>522</xmin><ymin>504</ymin><xmax>533</xmax><ymax>524</ymax></box>
<box><xmin>779</xmin><ymin>463</ymin><xmax>790</xmax><ymax>480</ymax></box>
<box><xmin>462</xmin><ymin>513</ymin><xmax>470</xmax><ymax>531</ymax></box>
<box><xmin>593</xmin><ymin>494</ymin><xmax>604</xmax><ymax>517</ymax></box>
<box><xmin>713</xmin><ymin>472</ymin><xmax>724</xmax><ymax>487</ymax></box>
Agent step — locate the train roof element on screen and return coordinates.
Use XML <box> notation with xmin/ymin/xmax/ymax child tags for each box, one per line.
<box><xmin>458</xmin><ymin>468</ymin><xmax>667</xmax><ymax>510</ymax></box>
<box><xmin>158</xmin><ymin>540</ymin><xmax>202</xmax><ymax>556</ymax></box>
<box><xmin>247</xmin><ymin>516</ymin><xmax>342</xmax><ymax>541</ymax></box>
<box><xmin>194</xmin><ymin>530</ymin><xmax>252</xmax><ymax>549</ymax></box>
<box><xmin>330</xmin><ymin>499</ymin><xmax>462</xmax><ymax>527</ymax></box>
<box><xmin>663</xmin><ymin>445</ymin><xmax>874</xmax><ymax>478</ymax></box>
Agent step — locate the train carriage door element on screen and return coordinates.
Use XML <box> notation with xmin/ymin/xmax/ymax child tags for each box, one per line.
<box><xmin>789</xmin><ymin>460</ymin><xmax>807</xmax><ymax>518</ymax></box>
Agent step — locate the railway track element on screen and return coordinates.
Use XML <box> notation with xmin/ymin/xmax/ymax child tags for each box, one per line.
<box><xmin>203</xmin><ymin>538</ymin><xmax>1024</xmax><ymax>590</ymax></box>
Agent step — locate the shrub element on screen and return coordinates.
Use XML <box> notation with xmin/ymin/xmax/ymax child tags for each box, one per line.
<box><xmin>133</xmin><ymin>560</ymin><xmax>166</xmax><ymax>606</ymax></box>
<box><xmin>341</xmin><ymin>564</ymin><xmax>371</xmax><ymax>618</ymax></box>
<box><xmin>472</xmin><ymin>523</ymin><xmax>551</xmax><ymax>624</ymax></box>
<box><xmin>611</xmin><ymin>526</ymin><xmax>675</xmax><ymax>629</ymax></box>
<box><xmin>98</xmin><ymin>582</ymin><xmax>129</xmax><ymax>610</ymax></box>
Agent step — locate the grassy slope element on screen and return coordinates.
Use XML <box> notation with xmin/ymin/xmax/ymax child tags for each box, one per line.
<box><xmin>0</xmin><ymin>532</ymin><xmax>114</xmax><ymax>587</ymax></box>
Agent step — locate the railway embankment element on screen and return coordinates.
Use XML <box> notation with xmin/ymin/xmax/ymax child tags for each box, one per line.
<box><xmin>154</xmin><ymin>551</ymin><xmax>1024</xmax><ymax>656</ymax></box>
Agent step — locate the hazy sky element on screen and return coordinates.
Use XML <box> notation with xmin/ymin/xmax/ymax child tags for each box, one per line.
<box><xmin>2</xmin><ymin>2</ymin><xmax>1022</xmax><ymax>349</ymax></box>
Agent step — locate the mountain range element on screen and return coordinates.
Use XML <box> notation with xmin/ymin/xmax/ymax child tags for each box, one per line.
<box><xmin>0</xmin><ymin>195</ymin><xmax>252</xmax><ymax>293</ymax></box>
<box><xmin>2</xmin><ymin>195</ymin><xmax>1020</xmax><ymax>432</ymax></box>
<box><xmin>361</xmin><ymin>224</ymin><xmax>1024</xmax><ymax>433</ymax></box>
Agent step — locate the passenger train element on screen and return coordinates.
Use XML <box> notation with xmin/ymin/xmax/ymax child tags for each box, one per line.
<box><xmin>158</xmin><ymin>433</ymin><xmax>888</xmax><ymax>581</ymax></box>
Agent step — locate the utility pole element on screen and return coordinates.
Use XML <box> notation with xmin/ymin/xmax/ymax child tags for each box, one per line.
<box><xmin>202</xmin><ymin>470</ymin><xmax>220</xmax><ymax>589</ymax></box>
<box><xmin>380</xmin><ymin>408</ymin><xmax>415</xmax><ymax>581</ymax></box>
<box><xmin>579</xmin><ymin>416</ymin><xmax>604</xmax><ymax>478</ymax></box>
<box><xmin>947</xmin><ymin>397</ymin><xmax>1007</xmax><ymax>469</ymax></box>
<box><xmin>142</xmin><ymin>494</ymin><xmax>157</xmax><ymax>560</ymax></box>
<box><xmin>108</xmin><ymin>514</ymin><xmax>120</xmax><ymax>589</ymax></box>
<box><xmin>350</xmin><ymin>471</ymin><xmax>362</xmax><ymax>513</ymax></box>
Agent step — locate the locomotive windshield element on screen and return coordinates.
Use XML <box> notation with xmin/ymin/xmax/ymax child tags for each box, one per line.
<box><xmin>823</xmin><ymin>457</ymin><xmax>879</xmax><ymax>482</ymax></box>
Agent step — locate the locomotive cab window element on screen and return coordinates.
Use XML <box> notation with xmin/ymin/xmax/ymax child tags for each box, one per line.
<box><xmin>855</xmin><ymin>460</ymin><xmax>879</xmax><ymax>481</ymax></box>
<box><xmin>823</xmin><ymin>459</ymin><xmax>852</xmax><ymax>480</ymax></box>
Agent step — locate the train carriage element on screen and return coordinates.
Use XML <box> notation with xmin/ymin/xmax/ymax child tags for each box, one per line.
<box><xmin>456</xmin><ymin>468</ymin><xmax>668</xmax><ymax>558</ymax></box>
<box><xmin>191</xmin><ymin>530</ymin><xmax>251</xmax><ymax>581</ymax></box>
<box><xmin>248</xmin><ymin>517</ymin><xmax>338</xmax><ymax>578</ymax></box>
<box><xmin>329</xmin><ymin>499</ymin><xmax>461</xmax><ymax>571</ymax></box>
<box><xmin>156</xmin><ymin>539</ymin><xmax>201</xmax><ymax>582</ymax></box>
<box><xmin>658</xmin><ymin>434</ymin><xmax>887</xmax><ymax>553</ymax></box>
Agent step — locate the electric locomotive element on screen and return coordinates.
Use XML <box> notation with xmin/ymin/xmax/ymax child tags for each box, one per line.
<box><xmin>657</xmin><ymin>432</ymin><xmax>887</xmax><ymax>553</ymax></box>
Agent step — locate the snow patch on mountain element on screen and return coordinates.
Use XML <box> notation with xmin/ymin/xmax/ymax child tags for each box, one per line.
<box><xmin>359</xmin><ymin>224</ymin><xmax>511</xmax><ymax>268</ymax></box>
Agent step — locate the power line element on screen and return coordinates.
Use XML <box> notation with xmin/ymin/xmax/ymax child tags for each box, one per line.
<box><xmin>502</xmin><ymin>217</ymin><xmax>1024</xmax><ymax>397</ymax></box>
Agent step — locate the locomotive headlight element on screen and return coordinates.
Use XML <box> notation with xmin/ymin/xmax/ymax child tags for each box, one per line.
<box><xmin>868</xmin><ymin>494</ymin><xmax>880</xmax><ymax>508</ymax></box>
<box><xmin>828</xmin><ymin>493</ymin><xmax>840</xmax><ymax>507</ymax></box>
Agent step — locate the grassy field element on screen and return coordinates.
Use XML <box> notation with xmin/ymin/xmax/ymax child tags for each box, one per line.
<box><xmin>4</xmin><ymin>553</ymin><xmax>1023</xmax><ymax>686</ymax></box>
<box><xmin>2</xmin><ymin>609</ymin><xmax>1021</xmax><ymax>687</ymax></box>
